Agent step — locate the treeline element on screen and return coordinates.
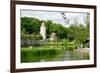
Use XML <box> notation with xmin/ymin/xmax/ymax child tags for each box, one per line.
<box><xmin>21</xmin><ymin>17</ymin><xmax>89</xmax><ymax>47</ymax></box>
<box><xmin>21</xmin><ymin>17</ymin><xmax>68</xmax><ymax>39</ymax></box>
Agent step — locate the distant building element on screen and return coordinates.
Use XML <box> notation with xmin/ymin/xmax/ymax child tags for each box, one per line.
<box><xmin>40</xmin><ymin>21</ymin><xmax>57</xmax><ymax>41</ymax></box>
<box><xmin>40</xmin><ymin>21</ymin><xmax>46</xmax><ymax>39</ymax></box>
<box><xmin>50</xmin><ymin>32</ymin><xmax>57</xmax><ymax>42</ymax></box>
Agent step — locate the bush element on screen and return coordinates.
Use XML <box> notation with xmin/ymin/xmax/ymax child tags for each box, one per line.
<box><xmin>62</xmin><ymin>39</ymin><xmax>76</xmax><ymax>51</ymax></box>
<box><xmin>21</xmin><ymin>33</ymin><xmax>43</xmax><ymax>40</ymax></box>
<box><xmin>21</xmin><ymin>33</ymin><xmax>43</xmax><ymax>47</ymax></box>
<box><xmin>83</xmin><ymin>42</ymin><xmax>89</xmax><ymax>48</ymax></box>
<box><xmin>65</xmin><ymin>45</ymin><xmax>75</xmax><ymax>51</ymax></box>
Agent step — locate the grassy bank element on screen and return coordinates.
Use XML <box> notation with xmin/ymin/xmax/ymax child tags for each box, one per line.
<box><xmin>21</xmin><ymin>45</ymin><xmax>63</xmax><ymax>62</ymax></box>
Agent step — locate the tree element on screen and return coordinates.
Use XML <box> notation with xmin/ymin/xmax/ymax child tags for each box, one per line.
<box><xmin>21</xmin><ymin>17</ymin><xmax>69</xmax><ymax>39</ymax></box>
<box><xmin>45</xmin><ymin>20</ymin><xmax>52</xmax><ymax>38</ymax></box>
<box><xmin>21</xmin><ymin>17</ymin><xmax>41</xmax><ymax>34</ymax></box>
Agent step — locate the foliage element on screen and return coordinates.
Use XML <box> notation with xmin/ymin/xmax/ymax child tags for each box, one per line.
<box><xmin>21</xmin><ymin>15</ymin><xmax>89</xmax><ymax>48</ymax></box>
<box><xmin>21</xmin><ymin>33</ymin><xmax>43</xmax><ymax>40</ymax></box>
<box><xmin>21</xmin><ymin>46</ymin><xmax>63</xmax><ymax>62</ymax></box>
<box><xmin>21</xmin><ymin>16</ymin><xmax>90</xmax><ymax>62</ymax></box>
<box><xmin>21</xmin><ymin>17</ymin><xmax>41</xmax><ymax>34</ymax></box>
<box><xmin>21</xmin><ymin>33</ymin><xmax>43</xmax><ymax>47</ymax></box>
<box><xmin>21</xmin><ymin>17</ymin><xmax>68</xmax><ymax>39</ymax></box>
<box><xmin>63</xmin><ymin>39</ymin><xmax>76</xmax><ymax>51</ymax></box>
<box><xmin>67</xmin><ymin>23</ymin><xmax>89</xmax><ymax>47</ymax></box>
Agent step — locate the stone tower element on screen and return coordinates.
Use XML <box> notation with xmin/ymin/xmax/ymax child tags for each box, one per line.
<box><xmin>40</xmin><ymin>21</ymin><xmax>46</xmax><ymax>39</ymax></box>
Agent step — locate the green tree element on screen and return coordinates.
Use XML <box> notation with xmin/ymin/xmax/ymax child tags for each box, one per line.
<box><xmin>45</xmin><ymin>20</ymin><xmax>52</xmax><ymax>38</ymax></box>
<box><xmin>21</xmin><ymin>17</ymin><xmax>41</xmax><ymax>34</ymax></box>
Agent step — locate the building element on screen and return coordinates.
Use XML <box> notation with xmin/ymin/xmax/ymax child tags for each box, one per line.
<box><xmin>40</xmin><ymin>21</ymin><xmax>46</xmax><ymax>39</ymax></box>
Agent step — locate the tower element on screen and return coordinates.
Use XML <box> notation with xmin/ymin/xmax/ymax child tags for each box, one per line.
<box><xmin>40</xmin><ymin>21</ymin><xmax>46</xmax><ymax>39</ymax></box>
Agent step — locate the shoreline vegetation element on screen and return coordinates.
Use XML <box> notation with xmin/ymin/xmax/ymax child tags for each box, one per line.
<box><xmin>21</xmin><ymin>16</ymin><xmax>90</xmax><ymax>62</ymax></box>
<box><xmin>21</xmin><ymin>46</ymin><xmax>89</xmax><ymax>62</ymax></box>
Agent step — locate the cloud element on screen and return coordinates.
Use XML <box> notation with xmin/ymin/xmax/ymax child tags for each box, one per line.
<box><xmin>21</xmin><ymin>10</ymin><xmax>89</xmax><ymax>27</ymax></box>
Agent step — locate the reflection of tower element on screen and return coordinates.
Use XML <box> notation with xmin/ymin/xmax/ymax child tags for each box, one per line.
<box><xmin>40</xmin><ymin>21</ymin><xmax>46</xmax><ymax>39</ymax></box>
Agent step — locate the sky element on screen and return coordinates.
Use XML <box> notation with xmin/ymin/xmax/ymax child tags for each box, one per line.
<box><xmin>21</xmin><ymin>9</ymin><xmax>89</xmax><ymax>27</ymax></box>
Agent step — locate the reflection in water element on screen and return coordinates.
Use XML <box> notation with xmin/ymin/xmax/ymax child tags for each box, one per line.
<box><xmin>39</xmin><ymin>51</ymin><xmax>89</xmax><ymax>62</ymax></box>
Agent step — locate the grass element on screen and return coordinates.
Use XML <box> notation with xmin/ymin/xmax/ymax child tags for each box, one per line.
<box><xmin>21</xmin><ymin>45</ymin><xmax>63</xmax><ymax>62</ymax></box>
<box><xmin>21</xmin><ymin>40</ymin><xmax>78</xmax><ymax>62</ymax></box>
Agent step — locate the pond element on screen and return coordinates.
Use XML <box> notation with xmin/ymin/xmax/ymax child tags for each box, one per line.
<box><xmin>36</xmin><ymin>51</ymin><xmax>89</xmax><ymax>62</ymax></box>
<box><xmin>21</xmin><ymin>49</ymin><xmax>89</xmax><ymax>63</ymax></box>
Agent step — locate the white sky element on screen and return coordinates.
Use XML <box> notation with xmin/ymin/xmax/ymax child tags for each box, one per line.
<box><xmin>21</xmin><ymin>10</ymin><xmax>89</xmax><ymax>27</ymax></box>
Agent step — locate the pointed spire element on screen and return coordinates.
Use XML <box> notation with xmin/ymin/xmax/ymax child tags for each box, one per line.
<box><xmin>41</xmin><ymin>21</ymin><xmax>45</xmax><ymax>27</ymax></box>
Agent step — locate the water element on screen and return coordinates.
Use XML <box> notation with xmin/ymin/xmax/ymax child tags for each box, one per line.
<box><xmin>21</xmin><ymin>50</ymin><xmax>89</xmax><ymax>63</ymax></box>
<box><xmin>39</xmin><ymin>51</ymin><xmax>89</xmax><ymax>62</ymax></box>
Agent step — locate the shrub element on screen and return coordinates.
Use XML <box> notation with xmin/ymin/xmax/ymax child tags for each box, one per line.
<box><xmin>83</xmin><ymin>42</ymin><xmax>89</xmax><ymax>48</ymax></box>
<box><xmin>21</xmin><ymin>33</ymin><xmax>43</xmax><ymax>40</ymax></box>
<box><xmin>62</xmin><ymin>39</ymin><xmax>76</xmax><ymax>51</ymax></box>
<box><xmin>21</xmin><ymin>33</ymin><xmax>43</xmax><ymax>47</ymax></box>
<box><xmin>65</xmin><ymin>45</ymin><xmax>75</xmax><ymax>51</ymax></box>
